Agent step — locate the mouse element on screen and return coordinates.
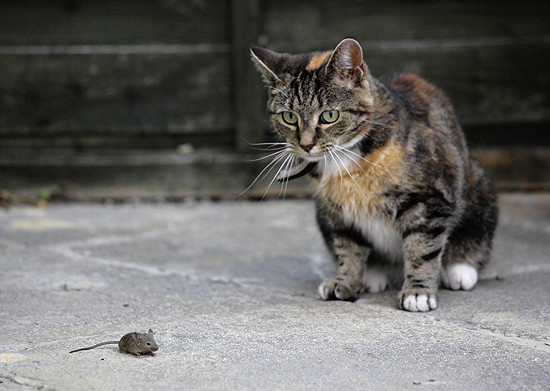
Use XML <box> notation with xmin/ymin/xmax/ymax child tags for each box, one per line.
<box><xmin>69</xmin><ymin>329</ymin><xmax>158</xmax><ymax>357</ymax></box>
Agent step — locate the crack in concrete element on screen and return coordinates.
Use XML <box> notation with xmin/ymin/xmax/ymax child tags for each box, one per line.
<box><xmin>417</xmin><ymin>313</ymin><xmax>550</xmax><ymax>354</ymax></box>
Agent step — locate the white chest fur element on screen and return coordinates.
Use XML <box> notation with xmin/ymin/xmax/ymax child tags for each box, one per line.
<box><xmin>345</xmin><ymin>212</ymin><xmax>404</xmax><ymax>263</ymax></box>
<box><xmin>362</xmin><ymin>217</ymin><xmax>403</xmax><ymax>262</ymax></box>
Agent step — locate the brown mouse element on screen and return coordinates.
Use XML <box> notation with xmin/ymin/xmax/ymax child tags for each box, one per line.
<box><xmin>69</xmin><ymin>329</ymin><xmax>158</xmax><ymax>357</ymax></box>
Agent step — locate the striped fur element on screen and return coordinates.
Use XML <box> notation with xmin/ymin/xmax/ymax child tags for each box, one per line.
<box><xmin>251</xmin><ymin>38</ymin><xmax>498</xmax><ymax>311</ymax></box>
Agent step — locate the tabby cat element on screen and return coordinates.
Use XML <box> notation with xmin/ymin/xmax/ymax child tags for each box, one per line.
<box><xmin>250</xmin><ymin>38</ymin><xmax>498</xmax><ymax>311</ymax></box>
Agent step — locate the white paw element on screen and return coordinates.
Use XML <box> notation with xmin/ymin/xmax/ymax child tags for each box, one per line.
<box><xmin>401</xmin><ymin>294</ymin><xmax>437</xmax><ymax>312</ymax></box>
<box><xmin>443</xmin><ymin>263</ymin><xmax>478</xmax><ymax>291</ymax></box>
<box><xmin>364</xmin><ymin>270</ymin><xmax>389</xmax><ymax>293</ymax></box>
<box><xmin>318</xmin><ymin>281</ymin><xmax>332</xmax><ymax>300</ymax></box>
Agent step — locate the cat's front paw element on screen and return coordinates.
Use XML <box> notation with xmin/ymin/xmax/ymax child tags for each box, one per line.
<box><xmin>398</xmin><ymin>291</ymin><xmax>437</xmax><ymax>312</ymax></box>
<box><xmin>318</xmin><ymin>279</ymin><xmax>361</xmax><ymax>302</ymax></box>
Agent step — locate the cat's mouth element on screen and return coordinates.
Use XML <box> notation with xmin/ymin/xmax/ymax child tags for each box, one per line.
<box><xmin>277</xmin><ymin>160</ymin><xmax>317</xmax><ymax>182</ymax></box>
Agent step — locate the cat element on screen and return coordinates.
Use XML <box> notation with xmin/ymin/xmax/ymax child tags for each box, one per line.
<box><xmin>250</xmin><ymin>38</ymin><xmax>498</xmax><ymax>312</ymax></box>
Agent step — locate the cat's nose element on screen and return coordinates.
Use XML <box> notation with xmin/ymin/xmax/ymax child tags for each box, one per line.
<box><xmin>300</xmin><ymin>143</ymin><xmax>315</xmax><ymax>152</ymax></box>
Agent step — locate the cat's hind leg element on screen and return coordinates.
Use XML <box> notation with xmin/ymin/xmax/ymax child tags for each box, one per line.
<box><xmin>440</xmin><ymin>217</ymin><xmax>494</xmax><ymax>291</ymax></box>
<box><xmin>441</xmin><ymin>163</ymin><xmax>498</xmax><ymax>291</ymax></box>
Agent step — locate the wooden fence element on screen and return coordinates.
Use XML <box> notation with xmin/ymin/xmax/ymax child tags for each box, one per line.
<box><xmin>1</xmin><ymin>0</ymin><xmax>549</xmax><ymax>197</ymax></box>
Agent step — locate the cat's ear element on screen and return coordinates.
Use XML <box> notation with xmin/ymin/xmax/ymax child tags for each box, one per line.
<box><xmin>250</xmin><ymin>46</ymin><xmax>284</xmax><ymax>85</ymax></box>
<box><xmin>326</xmin><ymin>38</ymin><xmax>371</xmax><ymax>88</ymax></box>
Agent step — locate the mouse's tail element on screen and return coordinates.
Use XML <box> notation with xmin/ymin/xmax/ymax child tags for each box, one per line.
<box><xmin>69</xmin><ymin>341</ymin><xmax>119</xmax><ymax>353</ymax></box>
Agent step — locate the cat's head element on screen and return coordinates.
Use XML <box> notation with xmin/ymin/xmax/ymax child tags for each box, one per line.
<box><xmin>251</xmin><ymin>38</ymin><xmax>377</xmax><ymax>164</ymax></box>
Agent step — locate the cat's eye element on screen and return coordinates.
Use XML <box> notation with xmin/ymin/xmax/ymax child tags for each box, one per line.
<box><xmin>282</xmin><ymin>111</ymin><xmax>298</xmax><ymax>125</ymax></box>
<box><xmin>320</xmin><ymin>110</ymin><xmax>339</xmax><ymax>124</ymax></box>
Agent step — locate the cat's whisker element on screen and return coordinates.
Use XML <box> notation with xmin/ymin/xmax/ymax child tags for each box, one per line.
<box><xmin>248</xmin><ymin>144</ymin><xmax>290</xmax><ymax>151</ymax></box>
<box><xmin>284</xmin><ymin>157</ymin><xmax>294</xmax><ymax>199</ymax></box>
<box><xmin>245</xmin><ymin>141</ymin><xmax>288</xmax><ymax>146</ymax></box>
<box><xmin>249</xmin><ymin>145</ymin><xmax>288</xmax><ymax>152</ymax></box>
<box><xmin>259</xmin><ymin>152</ymin><xmax>290</xmax><ymax>183</ymax></box>
<box><xmin>327</xmin><ymin>149</ymin><xmax>344</xmax><ymax>190</ymax></box>
<box><xmin>333</xmin><ymin>147</ymin><xmax>369</xmax><ymax>176</ymax></box>
<box><xmin>333</xmin><ymin>144</ymin><xmax>382</xmax><ymax>168</ymax></box>
<box><xmin>244</xmin><ymin>149</ymin><xmax>288</xmax><ymax>162</ymax></box>
<box><xmin>277</xmin><ymin>155</ymin><xmax>290</xmax><ymax>198</ymax></box>
<box><xmin>244</xmin><ymin>141</ymin><xmax>290</xmax><ymax>152</ymax></box>
<box><xmin>285</xmin><ymin>155</ymin><xmax>296</xmax><ymax>199</ymax></box>
<box><xmin>240</xmin><ymin>150</ymin><xmax>289</xmax><ymax>196</ymax></box>
<box><xmin>240</xmin><ymin>138</ymin><xmax>290</xmax><ymax>150</ymax></box>
<box><xmin>332</xmin><ymin>145</ymin><xmax>374</xmax><ymax>176</ymax></box>
<box><xmin>279</xmin><ymin>155</ymin><xmax>295</xmax><ymax>200</ymax></box>
<box><xmin>262</xmin><ymin>152</ymin><xmax>294</xmax><ymax>201</ymax></box>
<box><xmin>312</xmin><ymin>154</ymin><xmax>328</xmax><ymax>199</ymax></box>
<box><xmin>330</xmin><ymin>148</ymin><xmax>365</xmax><ymax>192</ymax></box>
<box><xmin>242</xmin><ymin>140</ymin><xmax>288</xmax><ymax>146</ymax></box>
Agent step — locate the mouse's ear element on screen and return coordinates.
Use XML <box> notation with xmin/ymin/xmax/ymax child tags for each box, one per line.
<box><xmin>148</xmin><ymin>329</ymin><xmax>154</xmax><ymax>334</ymax></box>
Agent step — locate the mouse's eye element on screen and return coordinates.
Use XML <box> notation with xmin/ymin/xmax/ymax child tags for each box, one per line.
<box><xmin>146</xmin><ymin>342</ymin><xmax>151</xmax><ymax>345</ymax></box>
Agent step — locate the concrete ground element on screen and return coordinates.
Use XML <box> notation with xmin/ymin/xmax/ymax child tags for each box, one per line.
<box><xmin>1</xmin><ymin>193</ymin><xmax>549</xmax><ymax>390</ymax></box>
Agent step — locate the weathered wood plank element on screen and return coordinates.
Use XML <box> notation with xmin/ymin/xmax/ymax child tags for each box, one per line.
<box><xmin>1</xmin><ymin>148</ymin><xmax>549</xmax><ymax>200</ymax></box>
<box><xmin>0</xmin><ymin>0</ymin><xmax>235</xmax><ymax>144</ymax></box>
<box><xmin>362</xmin><ymin>41</ymin><xmax>550</xmax><ymax>126</ymax></box>
<box><xmin>1</xmin><ymin>0</ymin><xmax>549</xmax><ymax>153</ymax></box>
<box><xmin>257</xmin><ymin>0</ymin><xmax>550</xmax><ymax>128</ymax></box>
<box><xmin>261</xmin><ymin>0</ymin><xmax>550</xmax><ymax>46</ymax></box>
<box><xmin>0</xmin><ymin>51</ymin><xmax>233</xmax><ymax>136</ymax></box>
<box><xmin>231</xmin><ymin>0</ymin><xmax>266</xmax><ymax>150</ymax></box>
<box><xmin>0</xmin><ymin>0</ymin><xmax>231</xmax><ymax>45</ymax></box>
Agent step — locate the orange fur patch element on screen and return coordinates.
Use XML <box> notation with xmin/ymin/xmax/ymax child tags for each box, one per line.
<box><xmin>312</xmin><ymin>143</ymin><xmax>407</xmax><ymax>214</ymax></box>
<box><xmin>305</xmin><ymin>51</ymin><xmax>332</xmax><ymax>72</ymax></box>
